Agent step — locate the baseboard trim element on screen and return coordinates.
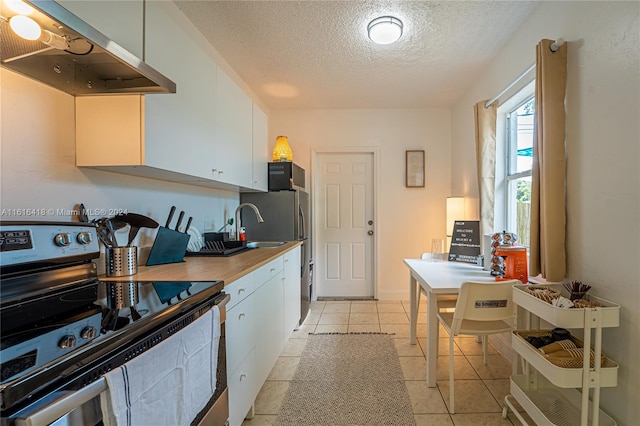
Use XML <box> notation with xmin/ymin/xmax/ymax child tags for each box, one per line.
<box><xmin>376</xmin><ymin>291</ymin><xmax>410</xmax><ymax>301</ymax></box>
<box><xmin>317</xmin><ymin>297</ymin><xmax>376</xmax><ymax>301</ymax></box>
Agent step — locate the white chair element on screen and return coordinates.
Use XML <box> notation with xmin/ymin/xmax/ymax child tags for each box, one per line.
<box><xmin>417</xmin><ymin>253</ymin><xmax>458</xmax><ymax>317</ymax></box>
<box><xmin>416</xmin><ymin>288</ymin><xmax>458</xmax><ymax>314</ymax></box>
<box><xmin>436</xmin><ymin>280</ymin><xmax>519</xmax><ymax>414</ymax></box>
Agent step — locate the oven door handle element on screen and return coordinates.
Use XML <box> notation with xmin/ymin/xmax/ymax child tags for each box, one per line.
<box><xmin>15</xmin><ymin>378</ymin><xmax>107</xmax><ymax>426</ymax></box>
<box><xmin>217</xmin><ymin>293</ymin><xmax>230</xmax><ymax>324</ymax></box>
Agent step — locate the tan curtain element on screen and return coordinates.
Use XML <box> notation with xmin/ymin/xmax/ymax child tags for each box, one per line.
<box><xmin>474</xmin><ymin>100</ymin><xmax>497</xmax><ymax>242</ymax></box>
<box><xmin>530</xmin><ymin>39</ymin><xmax>567</xmax><ymax>281</ymax></box>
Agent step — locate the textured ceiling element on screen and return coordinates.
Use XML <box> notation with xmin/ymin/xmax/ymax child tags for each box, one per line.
<box><xmin>174</xmin><ymin>1</ymin><xmax>539</xmax><ymax>109</ymax></box>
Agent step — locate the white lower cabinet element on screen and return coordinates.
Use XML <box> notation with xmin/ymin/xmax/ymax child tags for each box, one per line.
<box><xmin>254</xmin><ymin>273</ymin><xmax>284</xmax><ymax>389</ymax></box>
<box><xmin>283</xmin><ymin>247</ymin><xmax>301</xmax><ymax>340</ymax></box>
<box><xmin>253</xmin><ymin>257</ymin><xmax>283</xmax><ymax>286</ymax></box>
<box><xmin>225</xmin><ymin>273</ymin><xmax>255</xmax><ymax>311</ymax></box>
<box><xmin>226</xmin><ymin>294</ymin><xmax>255</xmax><ymax>375</ymax></box>
<box><xmin>228</xmin><ymin>348</ymin><xmax>256</xmax><ymax>426</ymax></box>
<box><xmin>225</xmin><ymin>249</ymin><xmax>299</xmax><ymax>426</ymax></box>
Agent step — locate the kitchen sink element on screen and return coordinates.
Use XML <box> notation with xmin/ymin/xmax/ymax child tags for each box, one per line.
<box><xmin>246</xmin><ymin>241</ymin><xmax>286</xmax><ymax>249</ymax></box>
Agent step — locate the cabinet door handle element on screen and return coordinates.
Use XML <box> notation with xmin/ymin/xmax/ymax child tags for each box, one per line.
<box><xmin>238</xmin><ymin>313</ymin><xmax>246</xmax><ymax>319</ymax></box>
<box><xmin>270</xmin><ymin>268</ymin><xmax>276</xmax><ymax>272</ymax></box>
<box><xmin>240</xmin><ymin>374</ymin><xmax>247</xmax><ymax>381</ymax></box>
<box><xmin>238</xmin><ymin>288</ymin><xmax>245</xmax><ymax>294</ymax></box>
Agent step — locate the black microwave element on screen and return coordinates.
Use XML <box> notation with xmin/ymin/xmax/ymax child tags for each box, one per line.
<box><xmin>268</xmin><ymin>162</ymin><xmax>305</xmax><ymax>191</ymax></box>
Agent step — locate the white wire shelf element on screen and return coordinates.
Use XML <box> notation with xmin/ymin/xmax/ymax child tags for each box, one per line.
<box><xmin>512</xmin><ymin>285</ymin><xmax>620</xmax><ymax>329</ymax></box>
<box><xmin>512</xmin><ymin>331</ymin><xmax>618</xmax><ymax>388</ymax></box>
<box><xmin>509</xmin><ymin>374</ymin><xmax>617</xmax><ymax>426</ymax></box>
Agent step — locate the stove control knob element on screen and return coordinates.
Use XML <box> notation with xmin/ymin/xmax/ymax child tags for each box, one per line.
<box><xmin>58</xmin><ymin>335</ymin><xmax>77</xmax><ymax>349</ymax></box>
<box><xmin>53</xmin><ymin>233</ymin><xmax>72</xmax><ymax>247</ymax></box>
<box><xmin>76</xmin><ymin>232</ymin><xmax>93</xmax><ymax>245</ymax></box>
<box><xmin>80</xmin><ymin>326</ymin><xmax>97</xmax><ymax>340</ymax></box>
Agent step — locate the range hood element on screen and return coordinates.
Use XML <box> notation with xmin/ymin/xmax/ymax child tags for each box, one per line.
<box><xmin>0</xmin><ymin>0</ymin><xmax>176</xmax><ymax>95</ymax></box>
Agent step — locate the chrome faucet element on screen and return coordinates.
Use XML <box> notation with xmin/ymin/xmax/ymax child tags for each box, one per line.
<box><xmin>235</xmin><ymin>203</ymin><xmax>264</xmax><ymax>239</ymax></box>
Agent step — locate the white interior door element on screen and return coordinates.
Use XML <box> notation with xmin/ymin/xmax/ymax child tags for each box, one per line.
<box><xmin>316</xmin><ymin>152</ymin><xmax>374</xmax><ymax>298</ymax></box>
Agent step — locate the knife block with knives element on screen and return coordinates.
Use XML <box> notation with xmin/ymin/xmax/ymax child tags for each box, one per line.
<box><xmin>146</xmin><ymin>206</ymin><xmax>192</xmax><ymax>266</ymax></box>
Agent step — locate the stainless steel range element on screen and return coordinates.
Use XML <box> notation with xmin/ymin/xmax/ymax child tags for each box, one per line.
<box><xmin>0</xmin><ymin>221</ymin><xmax>229</xmax><ymax>426</ymax></box>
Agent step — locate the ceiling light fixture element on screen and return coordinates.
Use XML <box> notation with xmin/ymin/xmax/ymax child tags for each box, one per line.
<box><xmin>367</xmin><ymin>16</ymin><xmax>403</xmax><ymax>45</ymax></box>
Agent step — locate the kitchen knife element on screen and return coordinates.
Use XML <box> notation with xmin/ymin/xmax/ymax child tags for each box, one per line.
<box><xmin>174</xmin><ymin>211</ymin><xmax>185</xmax><ymax>231</ymax></box>
<box><xmin>184</xmin><ymin>217</ymin><xmax>193</xmax><ymax>233</ymax></box>
<box><xmin>165</xmin><ymin>206</ymin><xmax>176</xmax><ymax>228</ymax></box>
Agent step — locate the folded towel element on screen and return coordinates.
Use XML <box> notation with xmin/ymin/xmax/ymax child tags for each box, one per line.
<box><xmin>101</xmin><ymin>306</ymin><xmax>220</xmax><ymax>426</ymax></box>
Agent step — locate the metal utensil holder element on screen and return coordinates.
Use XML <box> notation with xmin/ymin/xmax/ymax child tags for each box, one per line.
<box><xmin>106</xmin><ymin>246</ymin><xmax>138</xmax><ymax>277</ymax></box>
<box><xmin>106</xmin><ymin>281</ymin><xmax>139</xmax><ymax>309</ymax></box>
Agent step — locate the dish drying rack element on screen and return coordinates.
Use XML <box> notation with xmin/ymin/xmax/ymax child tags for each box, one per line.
<box><xmin>185</xmin><ymin>240</ymin><xmax>249</xmax><ymax>256</ymax></box>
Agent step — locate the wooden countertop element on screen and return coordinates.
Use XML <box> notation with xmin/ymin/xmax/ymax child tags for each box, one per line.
<box><xmin>101</xmin><ymin>241</ymin><xmax>302</xmax><ymax>285</ymax></box>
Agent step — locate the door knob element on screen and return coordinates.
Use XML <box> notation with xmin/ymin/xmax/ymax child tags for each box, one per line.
<box><xmin>368</xmin><ymin>230</ymin><xmax>374</xmax><ymax>236</ymax></box>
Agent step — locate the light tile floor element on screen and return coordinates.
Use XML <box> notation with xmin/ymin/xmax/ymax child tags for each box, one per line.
<box><xmin>242</xmin><ymin>299</ymin><xmax>532</xmax><ymax>426</ymax></box>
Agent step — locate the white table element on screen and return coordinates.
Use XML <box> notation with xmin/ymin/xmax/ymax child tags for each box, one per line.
<box><xmin>404</xmin><ymin>258</ymin><xmax>495</xmax><ymax>387</ymax></box>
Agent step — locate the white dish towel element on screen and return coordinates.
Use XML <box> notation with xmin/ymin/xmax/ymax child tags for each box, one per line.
<box><xmin>101</xmin><ymin>305</ymin><xmax>220</xmax><ymax>426</ymax></box>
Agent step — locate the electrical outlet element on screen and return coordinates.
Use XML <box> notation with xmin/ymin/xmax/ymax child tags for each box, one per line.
<box><xmin>203</xmin><ymin>220</ymin><xmax>216</xmax><ymax>232</ymax></box>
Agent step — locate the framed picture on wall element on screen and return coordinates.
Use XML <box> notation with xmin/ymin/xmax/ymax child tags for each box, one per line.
<box><xmin>406</xmin><ymin>150</ymin><xmax>425</xmax><ymax>187</ymax></box>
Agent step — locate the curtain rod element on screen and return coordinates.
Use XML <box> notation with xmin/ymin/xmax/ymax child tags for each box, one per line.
<box><xmin>485</xmin><ymin>38</ymin><xmax>565</xmax><ymax>108</ymax></box>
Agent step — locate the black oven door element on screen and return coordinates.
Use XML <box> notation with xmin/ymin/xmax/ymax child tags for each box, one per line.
<box><xmin>4</xmin><ymin>293</ymin><xmax>229</xmax><ymax>426</ymax></box>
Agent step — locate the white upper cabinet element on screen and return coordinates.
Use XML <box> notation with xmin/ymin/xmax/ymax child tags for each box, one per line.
<box><xmin>74</xmin><ymin>1</ymin><xmax>268</xmax><ymax>192</ymax></box>
<box><xmin>252</xmin><ymin>104</ymin><xmax>268</xmax><ymax>192</ymax></box>
<box><xmin>144</xmin><ymin>0</ymin><xmax>217</xmax><ymax>179</ymax></box>
<box><xmin>215</xmin><ymin>69</ymin><xmax>253</xmax><ymax>188</ymax></box>
<box><xmin>55</xmin><ymin>1</ymin><xmax>143</xmax><ymax>58</ymax></box>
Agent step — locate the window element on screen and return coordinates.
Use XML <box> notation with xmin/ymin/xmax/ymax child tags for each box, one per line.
<box><xmin>504</xmin><ymin>97</ymin><xmax>534</xmax><ymax>246</ymax></box>
<box><xmin>494</xmin><ymin>78</ymin><xmax>535</xmax><ymax>246</ymax></box>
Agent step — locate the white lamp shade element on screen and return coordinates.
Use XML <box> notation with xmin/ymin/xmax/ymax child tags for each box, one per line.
<box><xmin>367</xmin><ymin>16</ymin><xmax>403</xmax><ymax>45</ymax></box>
<box><xmin>446</xmin><ymin>197</ymin><xmax>465</xmax><ymax>236</ymax></box>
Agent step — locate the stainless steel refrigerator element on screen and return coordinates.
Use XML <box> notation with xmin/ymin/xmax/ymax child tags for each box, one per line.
<box><xmin>240</xmin><ymin>190</ymin><xmax>311</xmax><ymax>325</ymax></box>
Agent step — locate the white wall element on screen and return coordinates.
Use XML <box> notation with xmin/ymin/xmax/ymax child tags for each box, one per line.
<box><xmin>269</xmin><ymin>108</ymin><xmax>451</xmax><ymax>299</ymax></box>
<box><xmin>1</xmin><ymin>69</ymin><xmax>239</xmax><ymax>247</ymax></box>
<box><xmin>450</xmin><ymin>2</ymin><xmax>640</xmax><ymax>424</ymax></box>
